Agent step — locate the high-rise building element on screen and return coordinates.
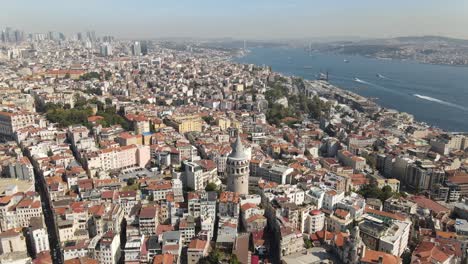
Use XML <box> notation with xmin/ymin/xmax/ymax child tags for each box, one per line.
<box><xmin>141</xmin><ymin>41</ymin><xmax>149</xmax><ymax>55</ymax></box>
<box><xmin>100</xmin><ymin>42</ymin><xmax>113</xmax><ymax>56</ymax></box>
<box><xmin>48</xmin><ymin>31</ymin><xmax>64</xmax><ymax>41</ymax></box>
<box><xmin>226</xmin><ymin>134</ymin><xmax>250</xmax><ymax>195</ymax></box>
<box><xmin>1</xmin><ymin>27</ymin><xmax>24</xmax><ymax>43</ymax></box>
<box><xmin>102</xmin><ymin>36</ymin><xmax>114</xmax><ymax>42</ymax></box>
<box><xmin>132</xmin><ymin>41</ymin><xmax>142</xmax><ymax>56</ymax></box>
<box><xmin>86</xmin><ymin>30</ymin><xmax>97</xmax><ymax>42</ymax></box>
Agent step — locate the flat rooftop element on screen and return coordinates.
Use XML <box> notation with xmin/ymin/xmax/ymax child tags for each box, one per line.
<box><xmin>0</xmin><ymin>178</ymin><xmax>35</xmax><ymax>195</ymax></box>
<box><xmin>282</xmin><ymin>247</ymin><xmax>336</xmax><ymax>264</ymax></box>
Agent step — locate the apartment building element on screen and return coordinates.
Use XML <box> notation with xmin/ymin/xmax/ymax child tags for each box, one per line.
<box><xmin>88</xmin><ymin>231</ymin><xmax>121</xmax><ymax>264</ymax></box>
<box><xmin>86</xmin><ymin>144</ymin><xmax>150</xmax><ymax>173</ymax></box>
<box><xmin>0</xmin><ymin>110</ymin><xmax>38</xmax><ymax>137</ymax></box>
<box><xmin>165</xmin><ymin>115</ymin><xmax>202</xmax><ymax>133</ymax></box>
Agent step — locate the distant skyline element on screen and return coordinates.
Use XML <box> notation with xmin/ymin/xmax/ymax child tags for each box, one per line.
<box><xmin>2</xmin><ymin>0</ymin><xmax>468</xmax><ymax>40</ymax></box>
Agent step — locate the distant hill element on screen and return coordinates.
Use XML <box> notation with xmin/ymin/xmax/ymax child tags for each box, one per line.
<box><xmin>393</xmin><ymin>35</ymin><xmax>468</xmax><ymax>45</ymax></box>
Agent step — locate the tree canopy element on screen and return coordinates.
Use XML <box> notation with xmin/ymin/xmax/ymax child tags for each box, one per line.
<box><xmin>358</xmin><ymin>184</ymin><xmax>399</xmax><ymax>202</ymax></box>
<box><xmin>42</xmin><ymin>97</ymin><xmax>129</xmax><ymax>130</ymax></box>
<box><xmin>264</xmin><ymin>78</ymin><xmax>331</xmax><ymax>126</ymax></box>
<box><xmin>79</xmin><ymin>72</ymin><xmax>100</xmax><ymax>81</ymax></box>
<box><xmin>205</xmin><ymin>182</ymin><xmax>217</xmax><ymax>192</ymax></box>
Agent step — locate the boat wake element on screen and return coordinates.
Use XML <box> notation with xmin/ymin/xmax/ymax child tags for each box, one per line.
<box><xmin>376</xmin><ymin>73</ymin><xmax>390</xmax><ymax>80</ymax></box>
<box><xmin>354</xmin><ymin>78</ymin><xmax>372</xmax><ymax>85</ymax></box>
<box><xmin>413</xmin><ymin>94</ymin><xmax>468</xmax><ymax>111</ymax></box>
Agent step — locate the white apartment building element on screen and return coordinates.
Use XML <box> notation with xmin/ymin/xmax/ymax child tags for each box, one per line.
<box><xmin>0</xmin><ymin>194</ymin><xmax>42</xmax><ymax>231</ymax></box>
<box><xmin>379</xmin><ymin>220</ymin><xmax>411</xmax><ymax>257</ymax></box>
<box><xmin>323</xmin><ymin>190</ymin><xmax>345</xmax><ymax>211</ymax></box>
<box><xmin>303</xmin><ymin>210</ymin><xmax>325</xmax><ymax>234</ymax></box>
<box><xmin>88</xmin><ymin>231</ymin><xmax>121</xmax><ymax>264</ymax></box>
<box><xmin>0</xmin><ymin>229</ymin><xmax>27</xmax><ymax>255</ymax></box>
<box><xmin>185</xmin><ymin>161</ymin><xmax>204</xmax><ymax>191</ymax></box>
<box><xmin>0</xmin><ymin>110</ymin><xmax>38</xmax><ymax>137</ymax></box>
<box><xmin>27</xmin><ymin>217</ymin><xmax>50</xmax><ymax>257</ymax></box>
<box><xmin>86</xmin><ymin>144</ymin><xmax>150</xmax><ymax>174</ymax></box>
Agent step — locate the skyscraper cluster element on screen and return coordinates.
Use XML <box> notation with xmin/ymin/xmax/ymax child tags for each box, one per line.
<box><xmin>1</xmin><ymin>27</ymin><xmax>25</xmax><ymax>43</ymax></box>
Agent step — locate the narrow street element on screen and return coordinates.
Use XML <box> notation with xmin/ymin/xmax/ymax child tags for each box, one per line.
<box><xmin>30</xmin><ymin>156</ymin><xmax>64</xmax><ymax>264</ymax></box>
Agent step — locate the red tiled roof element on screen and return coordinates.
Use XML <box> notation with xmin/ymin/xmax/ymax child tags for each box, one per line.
<box><xmin>365</xmin><ymin>207</ymin><xmax>407</xmax><ymax>221</ymax></box>
<box><xmin>412</xmin><ymin>241</ymin><xmax>452</xmax><ymax>264</ymax></box>
<box><xmin>219</xmin><ymin>191</ymin><xmax>240</xmax><ymax>203</ymax></box>
<box><xmin>334</xmin><ymin>208</ymin><xmax>350</xmax><ymax>219</ymax></box>
<box><xmin>156</xmin><ymin>225</ymin><xmax>174</xmax><ymax>236</ymax></box>
<box><xmin>188</xmin><ymin>239</ymin><xmax>207</xmax><ymax>251</ymax></box>
<box><xmin>139</xmin><ymin>206</ymin><xmax>157</xmax><ymax>218</ymax></box>
<box><xmin>361</xmin><ymin>249</ymin><xmax>401</xmax><ymax>264</ymax></box>
<box><xmin>409</xmin><ymin>196</ymin><xmax>449</xmax><ymax>214</ymax></box>
<box><xmin>153</xmin><ymin>254</ymin><xmax>174</xmax><ymax>264</ymax></box>
<box><xmin>241</xmin><ymin>203</ymin><xmax>257</xmax><ymax>211</ymax></box>
<box><xmin>246</xmin><ymin>214</ymin><xmax>266</xmax><ymax>223</ymax></box>
<box><xmin>87</xmin><ymin>116</ymin><xmax>104</xmax><ymax>122</ymax></box>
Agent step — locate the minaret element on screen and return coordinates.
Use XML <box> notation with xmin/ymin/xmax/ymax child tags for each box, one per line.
<box><xmin>226</xmin><ymin>133</ymin><xmax>250</xmax><ymax>195</ymax></box>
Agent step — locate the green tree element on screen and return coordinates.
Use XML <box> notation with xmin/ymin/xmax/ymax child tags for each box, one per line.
<box><xmin>304</xmin><ymin>238</ymin><xmax>313</xmax><ymax>249</ymax></box>
<box><xmin>205</xmin><ymin>182</ymin><xmax>217</xmax><ymax>192</ymax></box>
<box><xmin>127</xmin><ymin>178</ymin><xmax>135</xmax><ymax>186</ymax></box>
<box><xmin>229</xmin><ymin>254</ymin><xmax>240</xmax><ymax>264</ymax></box>
<box><xmin>202</xmin><ymin>116</ymin><xmax>215</xmax><ymax>125</ymax></box>
<box><xmin>74</xmin><ymin>94</ymin><xmax>88</xmax><ymax>109</ymax></box>
<box><xmin>200</xmin><ymin>249</ymin><xmax>221</xmax><ymax>264</ymax></box>
<box><xmin>104</xmin><ymin>71</ymin><xmax>112</xmax><ymax>80</ymax></box>
<box><xmin>358</xmin><ymin>184</ymin><xmax>397</xmax><ymax>202</ymax></box>
<box><xmin>401</xmin><ymin>251</ymin><xmax>412</xmax><ymax>264</ymax></box>
<box><xmin>79</xmin><ymin>71</ymin><xmax>101</xmax><ymax>81</ymax></box>
<box><xmin>380</xmin><ymin>185</ymin><xmax>394</xmax><ymax>201</ymax></box>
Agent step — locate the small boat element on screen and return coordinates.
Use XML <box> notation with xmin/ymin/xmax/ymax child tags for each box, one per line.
<box><xmin>318</xmin><ymin>72</ymin><xmax>328</xmax><ymax>81</ymax></box>
<box><xmin>344</xmin><ymin>59</ymin><xmax>349</xmax><ymax>63</ymax></box>
<box><xmin>376</xmin><ymin>73</ymin><xmax>385</xmax><ymax>79</ymax></box>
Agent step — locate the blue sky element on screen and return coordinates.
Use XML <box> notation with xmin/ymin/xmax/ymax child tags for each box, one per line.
<box><xmin>2</xmin><ymin>0</ymin><xmax>467</xmax><ymax>39</ymax></box>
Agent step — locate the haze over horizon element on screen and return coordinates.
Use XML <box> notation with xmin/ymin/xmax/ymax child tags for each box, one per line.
<box><xmin>2</xmin><ymin>0</ymin><xmax>468</xmax><ymax>40</ymax></box>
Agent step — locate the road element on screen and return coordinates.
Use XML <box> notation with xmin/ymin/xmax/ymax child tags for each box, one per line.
<box><xmin>30</xmin><ymin>155</ymin><xmax>64</xmax><ymax>264</ymax></box>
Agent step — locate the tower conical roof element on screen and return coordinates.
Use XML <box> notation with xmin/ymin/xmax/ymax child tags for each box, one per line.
<box><xmin>229</xmin><ymin>133</ymin><xmax>248</xmax><ymax>159</ymax></box>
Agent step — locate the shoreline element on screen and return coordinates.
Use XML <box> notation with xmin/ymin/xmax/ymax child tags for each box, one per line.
<box><xmin>231</xmin><ymin>49</ymin><xmax>466</xmax><ymax>133</ymax></box>
<box><xmin>244</xmin><ymin>45</ymin><xmax>468</xmax><ymax>68</ymax></box>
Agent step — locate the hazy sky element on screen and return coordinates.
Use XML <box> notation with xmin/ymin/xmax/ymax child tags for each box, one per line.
<box><xmin>2</xmin><ymin>0</ymin><xmax>468</xmax><ymax>40</ymax></box>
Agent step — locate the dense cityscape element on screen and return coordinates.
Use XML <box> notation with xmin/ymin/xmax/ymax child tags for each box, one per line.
<box><xmin>317</xmin><ymin>36</ymin><xmax>468</xmax><ymax>66</ymax></box>
<box><xmin>0</xmin><ymin>27</ymin><xmax>467</xmax><ymax>264</ymax></box>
